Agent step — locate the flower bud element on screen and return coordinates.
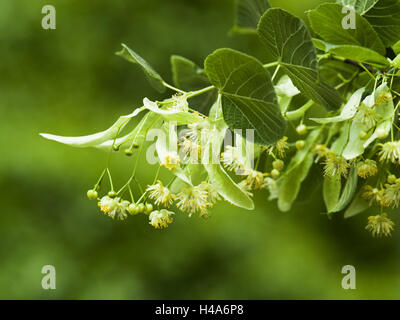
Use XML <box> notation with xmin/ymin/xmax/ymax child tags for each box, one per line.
<box><xmin>137</xmin><ymin>203</ymin><xmax>146</xmax><ymax>213</ymax></box>
<box><xmin>359</xmin><ymin>131</ymin><xmax>368</xmax><ymax>140</ymax></box>
<box><xmin>108</xmin><ymin>190</ymin><xmax>117</xmax><ymax>198</ymax></box>
<box><xmin>377</xmin><ymin>129</ymin><xmax>389</xmax><ymax>139</ymax></box>
<box><xmin>87</xmin><ymin>189</ymin><xmax>98</xmax><ymax>200</ymax></box>
<box><xmin>388</xmin><ymin>175</ymin><xmax>397</xmax><ymax>184</ymax></box>
<box><xmin>145</xmin><ymin>203</ymin><xmax>153</xmax><ymax>214</ymax></box>
<box><xmin>296</xmin><ymin>124</ymin><xmax>307</xmax><ymax>136</ymax></box>
<box><xmin>128</xmin><ymin>203</ymin><xmax>139</xmax><ymax>215</ymax></box>
<box><xmin>272</xmin><ymin>159</ymin><xmax>284</xmax><ymax>171</ymax></box>
<box><xmin>296</xmin><ymin>140</ymin><xmax>306</xmax><ymax>150</ymax></box>
<box><xmin>271</xmin><ymin>169</ymin><xmax>280</xmax><ymax>179</ymax></box>
<box><xmin>125</xmin><ymin>149</ymin><xmax>133</xmax><ymax>156</ymax></box>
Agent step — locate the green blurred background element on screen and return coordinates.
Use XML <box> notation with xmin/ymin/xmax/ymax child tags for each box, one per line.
<box><xmin>1</xmin><ymin>0</ymin><xmax>399</xmax><ymax>299</ymax></box>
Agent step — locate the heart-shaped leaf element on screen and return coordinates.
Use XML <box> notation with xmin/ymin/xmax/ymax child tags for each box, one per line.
<box><xmin>257</xmin><ymin>8</ymin><xmax>342</xmax><ymax>110</ymax></box>
<box><xmin>308</xmin><ymin>3</ymin><xmax>386</xmax><ymax>55</ymax></box>
<box><xmin>116</xmin><ymin>43</ymin><xmax>166</xmax><ymax>93</ymax></box>
<box><xmin>336</xmin><ymin>0</ymin><xmax>379</xmax><ymax>15</ymax></box>
<box><xmin>204</xmin><ymin>48</ymin><xmax>286</xmax><ymax>146</ymax></box>
<box><xmin>232</xmin><ymin>0</ymin><xmax>271</xmax><ymax>33</ymax></box>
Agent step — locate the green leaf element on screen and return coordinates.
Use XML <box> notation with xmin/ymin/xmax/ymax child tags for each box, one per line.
<box><xmin>204</xmin><ymin>162</ymin><xmax>255</xmax><ymax>210</ymax></box>
<box><xmin>310</xmin><ymin>87</ymin><xmax>365</xmax><ymax>124</ymax></box>
<box><xmin>278</xmin><ymin>153</ymin><xmax>314</xmax><ymax>212</ymax></box>
<box><xmin>308</xmin><ymin>3</ymin><xmax>386</xmax><ymax>55</ymax></box>
<box><xmin>170</xmin><ymin>55</ymin><xmax>216</xmax><ymax>115</ymax></box>
<box><xmin>232</xmin><ymin>0</ymin><xmax>271</xmax><ymax>33</ymax></box>
<box><xmin>332</xmin><ymin>168</ymin><xmax>359</xmax><ymax>212</ymax></box>
<box><xmin>393</xmin><ymin>40</ymin><xmax>400</xmax><ymax>54</ymax></box>
<box><xmin>344</xmin><ymin>188</ymin><xmax>370</xmax><ymax>218</ymax></box>
<box><xmin>323</xmin><ymin>175</ymin><xmax>342</xmax><ymax>212</ymax></box>
<box><xmin>40</xmin><ymin>107</ymin><xmax>145</xmax><ymax>149</ymax></box>
<box><xmin>313</xmin><ymin>39</ymin><xmax>390</xmax><ymax>68</ymax></box>
<box><xmin>143</xmin><ymin>98</ymin><xmax>203</xmax><ymax>125</ymax></box>
<box><xmin>257</xmin><ymin>8</ymin><xmax>342</xmax><ymax>110</ymax></box>
<box><xmin>116</xmin><ymin>43</ymin><xmax>165</xmax><ymax>93</ymax></box>
<box><xmin>204</xmin><ymin>48</ymin><xmax>286</xmax><ymax>146</ymax></box>
<box><xmin>336</xmin><ymin>0</ymin><xmax>379</xmax><ymax>15</ymax></box>
<box><xmin>363</xmin><ymin>0</ymin><xmax>400</xmax><ymax>47</ymax></box>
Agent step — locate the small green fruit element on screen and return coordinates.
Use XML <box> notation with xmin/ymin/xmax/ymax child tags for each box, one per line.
<box><xmin>296</xmin><ymin>124</ymin><xmax>307</xmax><ymax>136</ymax></box>
<box><xmin>113</xmin><ymin>145</ymin><xmax>120</xmax><ymax>151</ymax></box>
<box><xmin>137</xmin><ymin>203</ymin><xmax>146</xmax><ymax>213</ymax></box>
<box><xmin>125</xmin><ymin>149</ymin><xmax>133</xmax><ymax>156</ymax></box>
<box><xmin>271</xmin><ymin>169</ymin><xmax>280</xmax><ymax>179</ymax></box>
<box><xmin>145</xmin><ymin>203</ymin><xmax>153</xmax><ymax>214</ymax></box>
<box><xmin>128</xmin><ymin>204</ymin><xmax>139</xmax><ymax>215</ymax></box>
<box><xmin>388</xmin><ymin>175</ymin><xmax>397</xmax><ymax>184</ymax></box>
<box><xmin>296</xmin><ymin>140</ymin><xmax>306</xmax><ymax>150</ymax></box>
<box><xmin>272</xmin><ymin>159</ymin><xmax>284</xmax><ymax>171</ymax></box>
<box><xmin>87</xmin><ymin>189</ymin><xmax>98</xmax><ymax>200</ymax></box>
<box><xmin>108</xmin><ymin>191</ymin><xmax>117</xmax><ymax>198</ymax></box>
<box><xmin>359</xmin><ymin>131</ymin><xmax>368</xmax><ymax>140</ymax></box>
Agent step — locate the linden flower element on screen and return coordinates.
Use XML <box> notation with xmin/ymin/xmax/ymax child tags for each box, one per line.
<box><xmin>356</xmin><ymin>103</ymin><xmax>380</xmax><ymax>128</ymax></box>
<box><xmin>238</xmin><ymin>180</ymin><xmax>254</xmax><ymax>197</ymax></box>
<box><xmin>149</xmin><ymin>209</ymin><xmax>174</xmax><ymax>229</ymax></box>
<box><xmin>160</xmin><ymin>152</ymin><xmax>180</xmax><ymax>170</ymax></box>
<box><xmin>382</xmin><ymin>182</ymin><xmax>400</xmax><ymax>208</ymax></box>
<box><xmin>98</xmin><ymin>196</ymin><xmax>129</xmax><ymax>220</ymax></box>
<box><xmin>169</xmin><ymin>94</ymin><xmax>189</xmax><ymax>112</ymax></box>
<box><xmin>199</xmin><ymin>182</ymin><xmax>221</xmax><ymax>207</ymax></box>
<box><xmin>365</xmin><ymin>213</ymin><xmax>395</xmax><ymax>237</ymax></box>
<box><xmin>357</xmin><ymin>159</ymin><xmax>378</xmax><ymax>179</ymax></box>
<box><xmin>378</xmin><ymin>141</ymin><xmax>400</xmax><ymax>163</ymax></box>
<box><xmin>361</xmin><ymin>185</ymin><xmax>384</xmax><ymax>206</ymax></box>
<box><xmin>312</xmin><ymin>144</ymin><xmax>329</xmax><ymax>161</ymax></box>
<box><xmin>245</xmin><ymin>170</ymin><xmax>266</xmax><ymax>190</ymax></box>
<box><xmin>176</xmin><ymin>185</ymin><xmax>209</xmax><ymax>215</ymax></box>
<box><xmin>324</xmin><ymin>154</ymin><xmax>350</xmax><ymax>178</ymax></box>
<box><xmin>221</xmin><ymin>146</ymin><xmax>246</xmax><ymax>173</ymax></box>
<box><xmin>275</xmin><ymin>136</ymin><xmax>289</xmax><ymax>158</ymax></box>
<box><xmin>146</xmin><ymin>180</ymin><xmax>176</xmax><ymax>208</ymax></box>
<box><xmin>179</xmin><ymin>136</ymin><xmax>201</xmax><ymax>162</ymax></box>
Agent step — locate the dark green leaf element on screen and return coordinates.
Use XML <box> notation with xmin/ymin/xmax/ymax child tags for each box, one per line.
<box><xmin>204</xmin><ymin>48</ymin><xmax>286</xmax><ymax>146</ymax></box>
<box><xmin>323</xmin><ymin>175</ymin><xmax>342</xmax><ymax>212</ymax></box>
<box><xmin>344</xmin><ymin>188</ymin><xmax>370</xmax><ymax>218</ymax></box>
<box><xmin>258</xmin><ymin>8</ymin><xmax>342</xmax><ymax>110</ymax></box>
<box><xmin>364</xmin><ymin>0</ymin><xmax>400</xmax><ymax>47</ymax></box>
<box><xmin>332</xmin><ymin>168</ymin><xmax>359</xmax><ymax>212</ymax></box>
<box><xmin>116</xmin><ymin>43</ymin><xmax>165</xmax><ymax>93</ymax></box>
<box><xmin>232</xmin><ymin>0</ymin><xmax>271</xmax><ymax>33</ymax></box>
<box><xmin>308</xmin><ymin>3</ymin><xmax>386</xmax><ymax>55</ymax></box>
<box><xmin>336</xmin><ymin>0</ymin><xmax>379</xmax><ymax>15</ymax></box>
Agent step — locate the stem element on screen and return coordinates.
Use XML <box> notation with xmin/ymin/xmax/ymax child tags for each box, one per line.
<box><xmin>187</xmin><ymin>85</ymin><xmax>215</xmax><ymax>99</ymax></box>
<box><xmin>162</xmin><ymin>81</ymin><xmax>186</xmax><ymax>94</ymax></box>
<box><xmin>106</xmin><ymin>168</ymin><xmax>114</xmax><ymax>191</ymax></box>
<box><xmin>285</xmin><ymin>100</ymin><xmax>314</xmax><ymax>121</ymax></box>
<box><xmin>271</xmin><ymin>64</ymin><xmax>281</xmax><ymax>82</ymax></box>
<box><xmin>263</xmin><ymin>61</ymin><xmax>279</xmax><ymax>69</ymax></box>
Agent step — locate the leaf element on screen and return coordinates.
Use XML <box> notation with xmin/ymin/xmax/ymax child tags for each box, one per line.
<box><xmin>330</xmin><ymin>121</ymin><xmax>351</xmax><ymax>155</ymax></box>
<box><xmin>204</xmin><ymin>48</ymin><xmax>286</xmax><ymax>146</ymax></box>
<box><xmin>313</xmin><ymin>39</ymin><xmax>390</xmax><ymax>68</ymax></box>
<box><xmin>393</xmin><ymin>40</ymin><xmax>400</xmax><ymax>54</ymax></box>
<box><xmin>278</xmin><ymin>153</ymin><xmax>314</xmax><ymax>212</ymax></box>
<box><xmin>308</xmin><ymin>3</ymin><xmax>386</xmax><ymax>55</ymax></box>
<box><xmin>257</xmin><ymin>8</ymin><xmax>342</xmax><ymax>110</ymax></box>
<box><xmin>364</xmin><ymin>0</ymin><xmax>400</xmax><ymax>47</ymax></box>
<box><xmin>323</xmin><ymin>175</ymin><xmax>342</xmax><ymax>212</ymax></box>
<box><xmin>332</xmin><ymin>168</ymin><xmax>359</xmax><ymax>212</ymax></box>
<box><xmin>204</xmin><ymin>162</ymin><xmax>255</xmax><ymax>210</ymax></box>
<box><xmin>311</xmin><ymin>87</ymin><xmax>365</xmax><ymax>124</ymax></box>
<box><xmin>232</xmin><ymin>0</ymin><xmax>271</xmax><ymax>33</ymax></box>
<box><xmin>98</xmin><ymin>111</ymin><xmax>163</xmax><ymax>151</ymax></box>
<box><xmin>40</xmin><ymin>107</ymin><xmax>145</xmax><ymax>148</ymax></box>
<box><xmin>170</xmin><ymin>55</ymin><xmax>216</xmax><ymax>114</ymax></box>
<box><xmin>344</xmin><ymin>188</ymin><xmax>370</xmax><ymax>218</ymax></box>
<box><xmin>336</xmin><ymin>0</ymin><xmax>379</xmax><ymax>15</ymax></box>
<box><xmin>116</xmin><ymin>43</ymin><xmax>165</xmax><ymax>93</ymax></box>
<box><xmin>143</xmin><ymin>98</ymin><xmax>203</xmax><ymax>125</ymax></box>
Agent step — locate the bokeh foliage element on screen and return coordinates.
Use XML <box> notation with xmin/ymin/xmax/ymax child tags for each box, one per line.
<box><xmin>0</xmin><ymin>0</ymin><xmax>399</xmax><ymax>299</ymax></box>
